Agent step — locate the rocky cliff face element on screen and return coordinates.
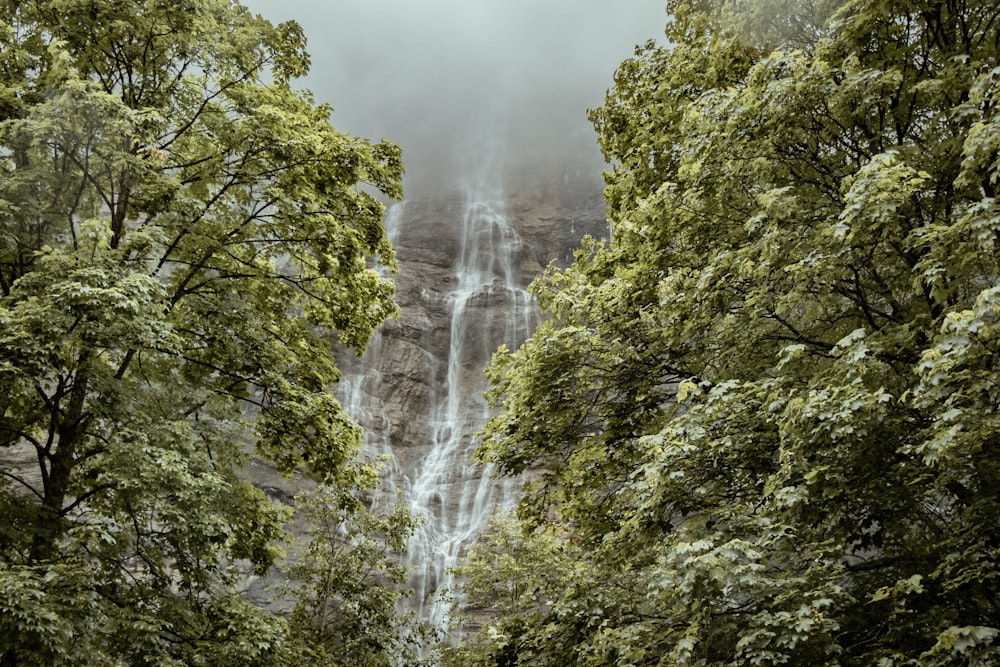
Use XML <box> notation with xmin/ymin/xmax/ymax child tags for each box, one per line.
<box><xmin>336</xmin><ymin>174</ymin><xmax>608</xmax><ymax>628</ymax></box>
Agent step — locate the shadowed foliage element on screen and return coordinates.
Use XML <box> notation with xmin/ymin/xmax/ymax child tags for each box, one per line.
<box><xmin>450</xmin><ymin>0</ymin><xmax>1000</xmax><ymax>664</ymax></box>
<box><xmin>0</xmin><ymin>1</ymin><xmax>419</xmax><ymax>664</ymax></box>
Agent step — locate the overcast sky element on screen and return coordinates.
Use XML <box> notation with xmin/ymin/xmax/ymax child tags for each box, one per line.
<box><xmin>244</xmin><ymin>1</ymin><xmax>666</xmax><ymax>195</ymax></box>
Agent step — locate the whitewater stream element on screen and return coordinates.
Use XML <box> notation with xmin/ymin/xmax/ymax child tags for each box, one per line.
<box><xmin>338</xmin><ymin>144</ymin><xmax>537</xmax><ymax>635</ymax></box>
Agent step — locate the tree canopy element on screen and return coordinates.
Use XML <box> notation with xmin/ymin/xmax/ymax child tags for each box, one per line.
<box><xmin>0</xmin><ymin>1</ymin><xmax>413</xmax><ymax>664</ymax></box>
<box><xmin>453</xmin><ymin>0</ymin><xmax>1000</xmax><ymax>664</ymax></box>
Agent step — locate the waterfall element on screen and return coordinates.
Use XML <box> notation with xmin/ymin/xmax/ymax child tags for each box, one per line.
<box><xmin>405</xmin><ymin>167</ymin><xmax>534</xmax><ymax>632</ymax></box>
<box><xmin>337</xmin><ymin>138</ymin><xmax>540</xmax><ymax>637</ymax></box>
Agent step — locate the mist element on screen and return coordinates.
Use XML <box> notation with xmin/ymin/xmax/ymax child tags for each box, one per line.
<box><xmin>243</xmin><ymin>0</ymin><xmax>666</xmax><ymax>196</ymax></box>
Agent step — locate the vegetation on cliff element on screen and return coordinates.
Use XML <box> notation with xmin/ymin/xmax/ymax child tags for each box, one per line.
<box><xmin>450</xmin><ymin>0</ymin><xmax>1000</xmax><ymax>664</ymax></box>
<box><xmin>0</xmin><ymin>1</ymin><xmax>421</xmax><ymax>664</ymax></box>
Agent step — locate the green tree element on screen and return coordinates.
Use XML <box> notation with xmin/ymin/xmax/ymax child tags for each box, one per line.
<box><xmin>459</xmin><ymin>0</ymin><xmax>1000</xmax><ymax>664</ymax></box>
<box><xmin>439</xmin><ymin>514</ymin><xmax>575</xmax><ymax>667</ymax></box>
<box><xmin>283</xmin><ymin>486</ymin><xmax>432</xmax><ymax>667</ymax></box>
<box><xmin>0</xmin><ymin>1</ymin><xmax>407</xmax><ymax>664</ymax></box>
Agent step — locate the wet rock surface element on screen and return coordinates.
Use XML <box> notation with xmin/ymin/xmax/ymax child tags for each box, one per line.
<box><xmin>334</xmin><ymin>176</ymin><xmax>607</xmax><ymax>625</ymax></box>
<box><xmin>354</xmin><ymin>184</ymin><xmax>605</xmax><ymax>462</ymax></box>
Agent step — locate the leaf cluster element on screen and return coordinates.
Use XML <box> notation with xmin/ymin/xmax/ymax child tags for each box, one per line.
<box><xmin>0</xmin><ymin>1</ymin><xmax>416</xmax><ymax>664</ymax></box>
<box><xmin>458</xmin><ymin>0</ymin><xmax>1000</xmax><ymax>664</ymax></box>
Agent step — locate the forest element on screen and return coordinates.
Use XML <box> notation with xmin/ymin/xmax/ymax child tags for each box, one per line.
<box><xmin>1</xmin><ymin>0</ymin><xmax>999</xmax><ymax>666</ymax></box>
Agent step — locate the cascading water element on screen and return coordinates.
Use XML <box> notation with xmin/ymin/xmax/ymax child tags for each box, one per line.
<box><xmin>337</xmin><ymin>138</ymin><xmax>539</xmax><ymax>636</ymax></box>
<box><xmin>405</xmin><ymin>167</ymin><xmax>535</xmax><ymax>632</ymax></box>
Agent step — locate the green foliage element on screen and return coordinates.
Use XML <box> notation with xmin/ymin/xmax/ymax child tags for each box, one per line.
<box><xmin>282</xmin><ymin>485</ymin><xmax>433</xmax><ymax>667</ymax></box>
<box><xmin>0</xmin><ymin>0</ymin><xmax>412</xmax><ymax>664</ymax></box>
<box><xmin>438</xmin><ymin>514</ymin><xmax>575</xmax><ymax>667</ymax></box>
<box><xmin>459</xmin><ymin>0</ymin><xmax>1000</xmax><ymax>664</ymax></box>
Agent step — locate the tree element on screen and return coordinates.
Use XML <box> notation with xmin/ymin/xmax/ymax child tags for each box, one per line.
<box><xmin>438</xmin><ymin>514</ymin><xmax>574</xmax><ymax>667</ymax></box>
<box><xmin>458</xmin><ymin>0</ymin><xmax>1000</xmax><ymax>664</ymax></box>
<box><xmin>0</xmin><ymin>1</ymin><xmax>406</xmax><ymax>664</ymax></box>
<box><xmin>283</xmin><ymin>486</ymin><xmax>432</xmax><ymax>667</ymax></box>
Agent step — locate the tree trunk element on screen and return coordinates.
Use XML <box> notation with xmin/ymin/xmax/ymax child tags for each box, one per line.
<box><xmin>29</xmin><ymin>361</ymin><xmax>90</xmax><ymax>562</ymax></box>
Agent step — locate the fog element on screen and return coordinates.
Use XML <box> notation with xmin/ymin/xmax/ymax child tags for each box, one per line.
<box><xmin>244</xmin><ymin>0</ymin><xmax>666</xmax><ymax>195</ymax></box>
